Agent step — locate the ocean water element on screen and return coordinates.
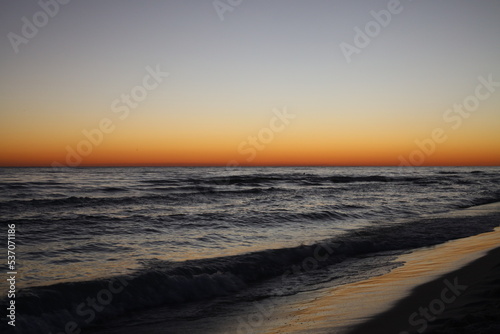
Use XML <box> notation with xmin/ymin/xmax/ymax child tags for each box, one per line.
<box><xmin>1</xmin><ymin>166</ymin><xmax>500</xmax><ymax>333</ymax></box>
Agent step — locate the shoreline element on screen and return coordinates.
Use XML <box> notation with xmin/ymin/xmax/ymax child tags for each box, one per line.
<box><xmin>348</xmin><ymin>246</ymin><xmax>500</xmax><ymax>334</ymax></box>
<box><xmin>257</xmin><ymin>202</ymin><xmax>500</xmax><ymax>334</ymax></box>
<box><xmin>84</xmin><ymin>202</ymin><xmax>500</xmax><ymax>334</ymax></box>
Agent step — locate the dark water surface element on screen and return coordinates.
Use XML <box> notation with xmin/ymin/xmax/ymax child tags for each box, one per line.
<box><xmin>1</xmin><ymin>167</ymin><xmax>499</xmax><ymax>333</ymax></box>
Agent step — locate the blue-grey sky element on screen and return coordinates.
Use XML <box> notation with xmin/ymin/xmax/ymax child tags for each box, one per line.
<box><xmin>1</xmin><ymin>0</ymin><xmax>499</xmax><ymax>165</ymax></box>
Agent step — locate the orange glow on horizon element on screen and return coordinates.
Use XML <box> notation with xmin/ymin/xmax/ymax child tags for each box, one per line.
<box><xmin>1</xmin><ymin>140</ymin><xmax>499</xmax><ymax>167</ymax></box>
<box><xmin>1</xmin><ymin>106</ymin><xmax>499</xmax><ymax>167</ymax></box>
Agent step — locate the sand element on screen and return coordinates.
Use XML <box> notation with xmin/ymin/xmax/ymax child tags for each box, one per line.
<box><xmin>348</xmin><ymin>246</ymin><xmax>500</xmax><ymax>334</ymax></box>
<box><xmin>258</xmin><ymin>203</ymin><xmax>500</xmax><ymax>334</ymax></box>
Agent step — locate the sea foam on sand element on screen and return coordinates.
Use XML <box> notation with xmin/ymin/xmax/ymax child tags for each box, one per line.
<box><xmin>261</xmin><ymin>202</ymin><xmax>500</xmax><ymax>334</ymax></box>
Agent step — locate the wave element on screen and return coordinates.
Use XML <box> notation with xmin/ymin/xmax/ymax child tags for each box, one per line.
<box><xmin>329</xmin><ymin>175</ymin><xmax>424</xmax><ymax>183</ymax></box>
<box><xmin>101</xmin><ymin>186</ymin><xmax>128</xmax><ymax>192</ymax></box>
<box><xmin>0</xmin><ymin>187</ymin><xmax>283</xmax><ymax>209</ymax></box>
<box><xmin>0</xmin><ymin>183</ymin><xmax>68</xmax><ymax>190</ymax></box>
<box><xmin>294</xmin><ymin>210</ymin><xmax>348</xmax><ymax>221</ymax></box>
<box><xmin>3</xmin><ymin>171</ymin><xmax>486</xmax><ymax>210</ymax></box>
<box><xmin>142</xmin><ymin>173</ymin><xmax>439</xmax><ymax>187</ymax></box>
<box><xmin>460</xmin><ymin>190</ymin><xmax>500</xmax><ymax>208</ymax></box>
<box><xmin>5</xmin><ymin>204</ymin><xmax>500</xmax><ymax>334</ymax></box>
<box><xmin>1</xmin><ymin>194</ymin><xmax>178</xmax><ymax>208</ymax></box>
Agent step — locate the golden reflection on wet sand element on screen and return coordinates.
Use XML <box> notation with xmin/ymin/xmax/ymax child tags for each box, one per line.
<box><xmin>262</xmin><ymin>204</ymin><xmax>500</xmax><ymax>334</ymax></box>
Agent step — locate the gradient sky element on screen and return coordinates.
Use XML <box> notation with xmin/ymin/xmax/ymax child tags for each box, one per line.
<box><xmin>1</xmin><ymin>0</ymin><xmax>499</xmax><ymax>166</ymax></box>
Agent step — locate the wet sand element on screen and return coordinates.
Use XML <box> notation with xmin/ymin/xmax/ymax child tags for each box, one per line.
<box><xmin>348</xmin><ymin>246</ymin><xmax>500</xmax><ymax>334</ymax></box>
<box><xmin>259</xmin><ymin>203</ymin><xmax>500</xmax><ymax>334</ymax></box>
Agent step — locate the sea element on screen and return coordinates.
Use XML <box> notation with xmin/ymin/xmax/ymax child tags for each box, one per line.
<box><xmin>1</xmin><ymin>166</ymin><xmax>500</xmax><ymax>333</ymax></box>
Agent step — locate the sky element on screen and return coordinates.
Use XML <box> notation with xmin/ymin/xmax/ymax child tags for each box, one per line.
<box><xmin>0</xmin><ymin>0</ymin><xmax>499</xmax><ymax>166</ymax></box>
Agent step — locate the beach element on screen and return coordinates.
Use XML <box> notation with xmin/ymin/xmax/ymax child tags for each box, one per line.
<box><xmin>258</xmin><ymin>204</ymin><xmax>500</xmax><ymax>334</ymax></box>
<box><xmin>2</xmin><ymin>167</ymin><xmax>500</xmax><ymax>334</ymax></box>
<box><xmin>349</xmin><ymin>246</ymin><xmax>500</xmax><ymax>334</ymax></box>
<box><xmin>2</xmin><ymin>0</ymin><xmax>500</xmax><ymax>332</ymax></box>
<box><xmin>85</xmin><ymin>202</ymin><xmax>500</xmax><ymax>334</ymax></box>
